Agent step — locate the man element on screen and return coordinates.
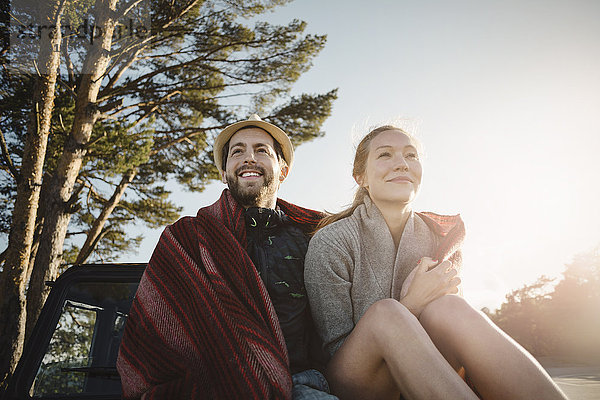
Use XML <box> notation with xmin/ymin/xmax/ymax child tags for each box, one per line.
<box><xmin>117</xmin><ymin>115</ymin><xmax>336</xmax><ymax>399</ymax></box>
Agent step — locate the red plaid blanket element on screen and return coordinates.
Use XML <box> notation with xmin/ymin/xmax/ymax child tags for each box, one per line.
<box><xmin>117</xmin><ymin>189</ymin><xmax>322</xmax><ymax>399</ymax></box>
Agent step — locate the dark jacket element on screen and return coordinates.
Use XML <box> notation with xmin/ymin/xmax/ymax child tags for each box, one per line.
<box><xmin>245</xmin><ymin>207</ymin><xmax>325</xmax><ymax>374</ymax></box>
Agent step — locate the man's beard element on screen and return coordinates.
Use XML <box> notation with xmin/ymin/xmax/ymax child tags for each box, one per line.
<box><xmin>226</xmin><ymin>166</ymin><xmax>279</xmax><ymax>208</ymax></box>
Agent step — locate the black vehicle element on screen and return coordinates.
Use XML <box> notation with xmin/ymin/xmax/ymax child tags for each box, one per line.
<box><xmin>2</xmin><ymin>264</ymin><xmax>146</xmax><ymax>400</ymax></box>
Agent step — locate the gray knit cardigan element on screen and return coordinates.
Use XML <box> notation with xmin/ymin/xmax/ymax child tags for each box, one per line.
<box><xmin>304</xmin><ymin>196</ymin><xmax>465</xmax><ymax>358</ymax></box>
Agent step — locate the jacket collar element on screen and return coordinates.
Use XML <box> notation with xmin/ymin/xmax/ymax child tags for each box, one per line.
<box><xmin>244</xmin><ymin>207</ymin><xmax>286</xmax><ymax>230</ymax></box>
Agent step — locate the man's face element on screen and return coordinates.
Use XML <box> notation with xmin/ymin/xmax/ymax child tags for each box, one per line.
<box><xmin>223</xmin><ymin>127</ymin><xmax>288</xmax><ymax>208</ymax></box>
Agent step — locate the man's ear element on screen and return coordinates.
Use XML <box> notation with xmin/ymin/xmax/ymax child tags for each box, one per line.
<box><xmin>279</xmin><ymin>165</ymin><xmax>289</xmax><ymax>182</ymax></box>
<box><xmin>221</xmin><ymin>171</ymin><xmax>227</xmax><ymax>184</ymax></box>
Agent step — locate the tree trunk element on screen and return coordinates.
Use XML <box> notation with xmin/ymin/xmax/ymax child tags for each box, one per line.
<box><xmin>0</xmin><ymin>1</ymin><xmax>63</xmax><ymax>387</ymax></box>
<box><xmin>74</xmin><ymin>168</ymin><xmax>137</xmax><ymax>264</ymax></box>
<box><xmin>25</xmin><ymin>0</ymin><xmax>119</xmax><ymax>340</ymax></box>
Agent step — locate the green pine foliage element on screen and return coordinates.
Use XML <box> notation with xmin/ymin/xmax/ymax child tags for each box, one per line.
<box><xmin>0</xmin><ymin>0</ymin><xmax>337</xmax><ymax>264</ymax></box>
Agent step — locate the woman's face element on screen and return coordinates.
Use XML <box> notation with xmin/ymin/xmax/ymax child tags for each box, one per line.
<box><xmin>359</xmin><ymin>129</ymin><xmax>422</xmax><ymax>208</ymax></box>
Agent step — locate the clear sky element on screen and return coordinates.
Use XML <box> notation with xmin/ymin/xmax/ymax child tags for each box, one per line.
<box><xmin>124</xmin><ymin>0</ymin><xmax>600</xmax><ymax>310</ymax></box>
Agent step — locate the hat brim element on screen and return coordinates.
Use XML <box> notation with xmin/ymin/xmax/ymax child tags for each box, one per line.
<box><xmin>213</xmin><ymin>118</ymin><xmax>294</xmax><ymax>177</ymax></box>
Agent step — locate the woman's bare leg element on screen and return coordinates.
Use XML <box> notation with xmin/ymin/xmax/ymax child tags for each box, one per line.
<box><xmin>419</xmin><ymin>295</ymin><xmax>568</xmax><ymax>400</ymax></box>
<box><xmin>326</xmin><ymin>299</ymin><xmax>479</xmax><ymax>400</ymax></box>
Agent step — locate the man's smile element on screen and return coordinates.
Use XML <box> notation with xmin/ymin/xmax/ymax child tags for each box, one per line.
<box><xmin>240</xmin><ymin>171</ymin><xmax>261</xmax><ymax>178</ymax></box>
<box><xmin>237</xmin><ymin>167</ymin><xmax>265</xmax><ymax>181</ymax></box>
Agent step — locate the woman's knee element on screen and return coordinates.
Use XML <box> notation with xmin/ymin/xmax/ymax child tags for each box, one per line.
<box><xmin>364</xmin><ymin>299</ymin><xmax>413</xmax><ymax>323</ymax></box>
<box><xmin>360</xmin><ymin>299</ymin><xmax>419</xmax><ymax>341</ymax></box>
<box><xmin>419</xmin><ymin>295</ymin><xmax>478</xmax><ymax>333</ymax></box>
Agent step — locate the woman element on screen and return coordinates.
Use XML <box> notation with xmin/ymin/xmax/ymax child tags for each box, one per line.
<box><xmin>304</xmin><ymin>126</ymin><xmax>567</xmax><ymax>400</ymax></box>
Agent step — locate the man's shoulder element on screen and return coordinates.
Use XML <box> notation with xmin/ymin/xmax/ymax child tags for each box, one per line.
<box><xmin>163</xmin><ymin>213</ymin><xmax>225</xmax><ymax>238</ymax></box>
<box><xmin>169</xmin><ymin>214</ymin><xmax>202</xmax><ymax>228</ymax></box>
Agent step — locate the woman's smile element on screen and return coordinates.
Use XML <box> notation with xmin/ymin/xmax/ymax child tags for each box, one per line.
<box><xmin>387</xmin><ymin>175</ymin><xmax>413</xmax><ymax>183</ymax></box>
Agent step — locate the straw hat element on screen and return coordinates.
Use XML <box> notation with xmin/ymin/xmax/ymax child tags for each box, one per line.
<box><xmin>213</xmin><ymin>114</ymin><xmax>294</xmax><ymax>176</ymax></box>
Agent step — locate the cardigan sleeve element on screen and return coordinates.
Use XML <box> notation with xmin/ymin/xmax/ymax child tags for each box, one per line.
<box><xmin>304</xmin><ymin>227</ymin><xmax>356</xmax><ymax>359</ymax></box>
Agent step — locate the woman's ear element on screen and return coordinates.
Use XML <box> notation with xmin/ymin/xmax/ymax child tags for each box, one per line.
<box><xmin>354</xmin><ymin>174</ymin><xmax>368</xmax><ymax>189</ymax></box>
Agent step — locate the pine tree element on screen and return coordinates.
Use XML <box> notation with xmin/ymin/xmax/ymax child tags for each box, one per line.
<box><xmin>0</xmin><ymin>0</ymin><xmax>337</xmax><ymax>385</ymax></box>
<box><xmin>0</xmin><ymin>0</ymin><xmax>65</xmax><ymax>386</ymax></box>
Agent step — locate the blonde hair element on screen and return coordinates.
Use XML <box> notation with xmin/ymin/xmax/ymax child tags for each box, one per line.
<box><xmin>316</xmin><ymin>125</ymin><xmax>422</xmax><ymax>231</ymax></box>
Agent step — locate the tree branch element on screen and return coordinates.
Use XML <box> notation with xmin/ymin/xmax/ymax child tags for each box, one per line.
<box><xmin>102</xmin><ymin>0</ymin><xmax>202</xmax><ymax>91</ymax></box>
<box><xmin>0</xmin><ymin>126</ymin><xmax>19</xmax><ymax>180</ymax></box>
<box><xmin>100</xmin><ymin>33</ymin><xmax>276</xmax><ymax>100</ymax></box>
<box><xmin>149</xmin><ymin>123</ymin><xmax>229</xmax><ymax>156</ymax></box>
<box><xmin>103</xmin><ymin>47</ymin><xmax>143</xmax><ymax>94</ymax></box>
<box><xmin>117</xmin><ymin>0</ymin><xmax>145</xmax><ymax>19</ymax></box>
<box><xmin>103</xmin><ymin>29</ymin><xmax>177</xmax><ymax>92</ymax></box>
<box><xmin>77</xmin><ymin>177</ymin><xmax>108</xmax><ymax>203</ymax></box>
<box><xmin>61</xmin><ymin>35</ymin><xmax>76</xmax><ymax>87</ymax></box>
<box><xmin>129</xmin><ymin>90</ymin><xmax>181</xmax><ymax>130</ymax></box>
<box><xmin>75</xmin><ymin>168</ymin><xmax>137</xmax><ymax>264</ymax></box>
<box><xmin>55</xmin><ymin>77</ymin><xmax>77</xmax><ymax>100</ymax></box>
<box><xmin>160</xmin><ymin>0</ymin><xmax>201</xmax><ymax>30</ymax></box>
